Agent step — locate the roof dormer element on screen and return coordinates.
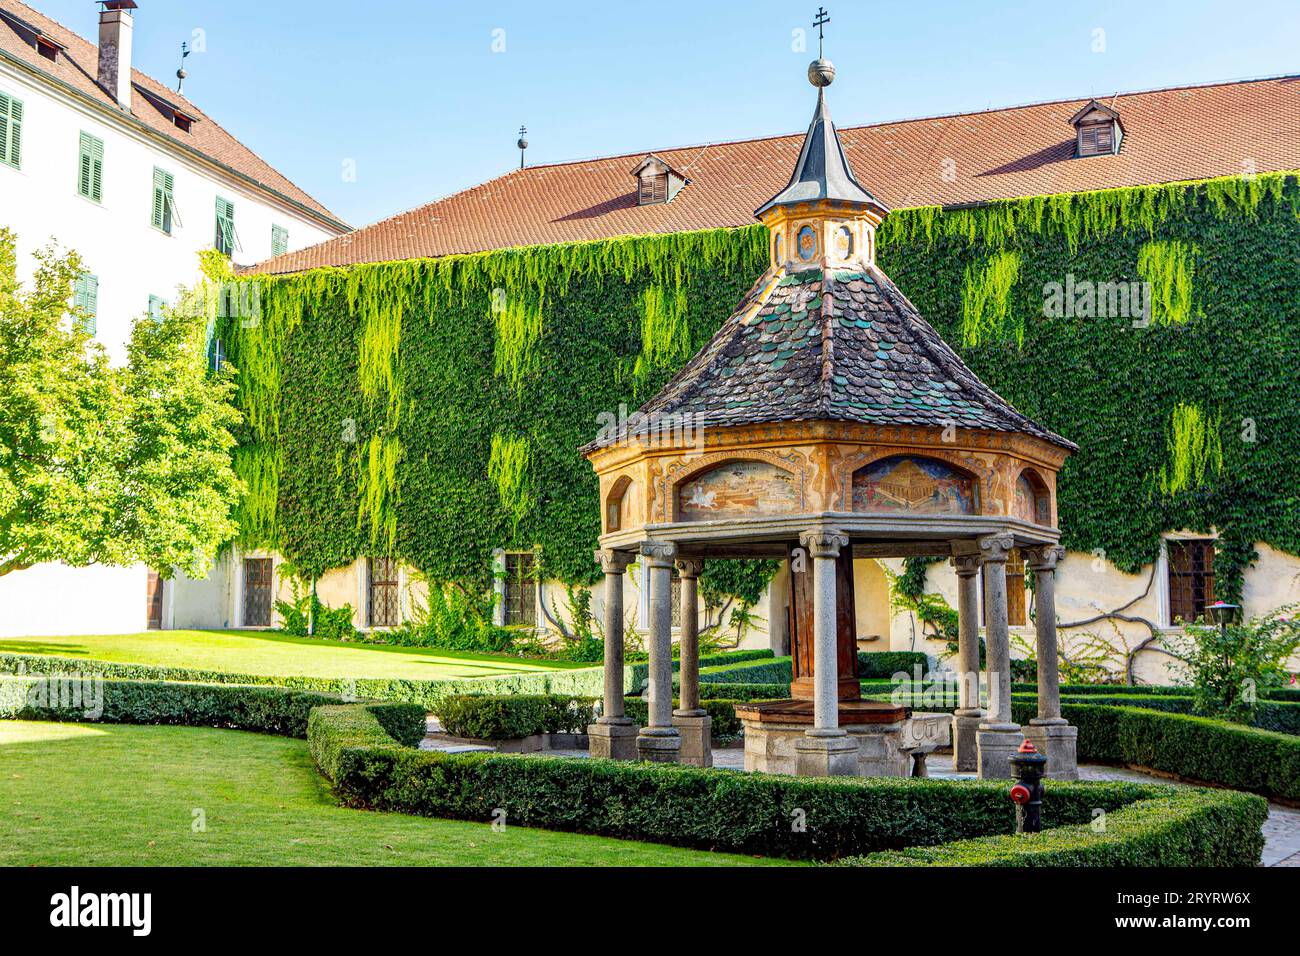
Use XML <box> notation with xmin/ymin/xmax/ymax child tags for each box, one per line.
<box><xmin>1071</xmin><ymin>99</ymin><xmax>1123</xmax><ymax>157</ymax></box>
<box><xmin>0</xmin><ymin>8</ymin><xmax>67</xmax><ymax>62</ymax></box>
<box><xmin>631</xmin><ymin>154</ymin><xmax>689</xmax><ymax>205</ymax></box>
<box><xmin>134</xmin><ymin>84</ymin><xmax>199</xmax><ymax>132</ymax></box>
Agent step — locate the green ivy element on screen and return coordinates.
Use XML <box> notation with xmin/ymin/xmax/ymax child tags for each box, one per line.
<box><xmin>218</xmin><ymin>171</ymin><xmax>1300</xmax><ymax>597</ymax></box>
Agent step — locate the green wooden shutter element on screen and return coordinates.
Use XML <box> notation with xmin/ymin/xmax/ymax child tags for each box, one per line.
<box><xmin>0</xmin><ymin>93</ymin><xmax>21</xmax><ymax>169</ymax></box>
<box><xmin>78</xmin><ymin>132</ymin><xmax>104</xmax><ymax>202</ymax></box>
<box><xmin>271</xmin><ymin>224</ymin><xmax>288</xmax><ymax>256</ymax></box>
<box><xmin>215</xmin><ymin>197</ymin><xmax>235</xmax><ymax>255</ymax></box>
<box><xmin>152</xmin><ymin>168</ymin><xmax>175</xmax><ymax>232</ymax></box>
<box><xmin>74</xmin><ymin>274</ymin><xmax>99</xmax><ymax>334</ymax></box>
<box><xmin>148</xmin><ymin>295</ymin><xmax>166</xmax><ymax>322</ymax></box>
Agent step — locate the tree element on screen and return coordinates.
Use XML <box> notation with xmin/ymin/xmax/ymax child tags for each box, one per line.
<box><xmin>0</xmin><ymin>227</ymin><xmax>243</xmax><ymax>579</ymax></box>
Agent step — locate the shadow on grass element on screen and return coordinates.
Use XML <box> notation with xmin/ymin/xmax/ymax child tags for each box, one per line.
<box><xmin>0</xmin><ymin>641</ymin><xmax>89</xmax><ymax>656</ymax></box>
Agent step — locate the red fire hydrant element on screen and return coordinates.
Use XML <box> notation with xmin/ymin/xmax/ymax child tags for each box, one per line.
<box><xmin>1009</xmin><ymin>739</ymin><xmax>1047</xmax><ymax>834</ymax></box>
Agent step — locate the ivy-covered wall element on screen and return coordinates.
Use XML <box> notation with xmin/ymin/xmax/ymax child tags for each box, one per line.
<box><xmin>222</xmin><ymin>171</ymin><xmax>1300</xmax><ymax>601</ymax></box>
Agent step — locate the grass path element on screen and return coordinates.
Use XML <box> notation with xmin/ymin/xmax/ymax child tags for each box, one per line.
<box><xmin>0</xmin><ymin>721</ymin><xmax>788</xmax><ymax>867</ymax></box>
<box><xmin>0</xmin><ymin>630</ymin><xmax>582</xmax><ymax>680</ymax></box>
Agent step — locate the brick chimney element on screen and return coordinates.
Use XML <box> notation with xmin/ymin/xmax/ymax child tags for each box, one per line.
<box><xmin>97</xmin><ymin>1</ymin><xmax>138</xmax><ymax>111</ymax></box>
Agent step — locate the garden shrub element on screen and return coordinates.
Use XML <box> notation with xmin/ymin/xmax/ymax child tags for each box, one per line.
<box><xmin>0</xmin><ymin>675</ymin><xmax>385</xmax><ymax>739</ymax></box>
<box><xmin>308</xmin><ymin>702</ymin><xmax>1255</xmax><ymax>863</ymax></box>
<box><xmin>857</xmin><ymin>651</ymin><xmax>929</xmax><ymax>679</ymax></box>
<box><xmin>851</xmin><ymin>788</ymin><xmax>1267</xmax><ymax>867</ymax></box>
<box><xmin>628</xmin><ymin>648</ymin><xmax>773</xmax><ymax>687</ymax></box>
<box><xmin>0</xmin><ymin>651</ymin><xmax>617</xmax><ymax>710</ymax></box>
<box><xmin>698</xmin><ymin>657</ymin><xmax>793</xmax><ymax>685</ymax></box>
<box><xmin>698</xmin><ymin>682</ymin><xmax>789</xmax><ymax>701</ymax></box>
<box><xmin>622</xmin><ymin>697</ymin><xmax>745</xmax><ymax>738</ymax></box>
<box><xmin>433</xmin><ymin>694</ymin><xmax>597</xmax><ymax>739</ymax></box>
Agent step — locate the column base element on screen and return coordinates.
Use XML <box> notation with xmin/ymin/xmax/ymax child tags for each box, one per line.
<box><xmin>794</xmin><ymin>731</ymin><xmax>860</xmax><ymax>777</ymax></box>
<box><xmin>952</xmin><ymin>709</ymin><xmax>984</xmax><ymax>773</ymax></box>
<box><xmin>1024</xmin><ymin>721</ymin><xmax>1079</xmax><ymax>781</ymax></box>
<box><xmin>976</xmin><ymin>725</ymin><xmax>1024</xmax><ymax>780</ymax></box>
<box><xmin>588</xmin><ymin>719</ymin><xmax>638</xmax><ymax>761</ymax></box>
<box><xmin>672</xmin><ymin>711</ymin><xmax>712</xmax><ymax>768</ymax></box>
<box><xmin>636</xmin><ymin>727</ymin><xmax>681</xmax><ymax>763</ymax></box>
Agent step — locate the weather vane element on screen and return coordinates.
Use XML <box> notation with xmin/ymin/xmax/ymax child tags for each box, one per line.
<box><xmin>175</xmin><ymin>42</ymin><xmax>191</xmax><ymax>94</ymax></box>
<box><xmin>813</xmin><ymin>6</ymin><xmax>830</xmax><ymax>58</ymax></box>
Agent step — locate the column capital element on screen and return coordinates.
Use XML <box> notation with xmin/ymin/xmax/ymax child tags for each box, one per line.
<box><xmin>977</xmin><ymin>533</ymin><xmax>1016</xmax><ymax>564</ymax></box>
<box><xmin>952</xmin><ymin>554</ymin><xmax>981</xmax><ymax>577</ymax></box>
<box><xmin>594</xmin><ymin>549</ymin><xmax>634</xmax><ymax>575</ymax></box>
<box><xmin>798</xmin><ymin>530</ymin><xmax>849</xmax><ymax>559</ymax></box>
<box><xmin>1025</xmin><ymin>544</ymin><xmax>1066</xmax><ymax>572</ymax></box>
<box><xmin>639</xmin><ymin>540</ymin><xmax>678</xmax><ymax>568</ymax></box>
<box><xmin>674</xmin><ymin>557</ymin><xmax>704</xmax><ymax>579</ymax></box>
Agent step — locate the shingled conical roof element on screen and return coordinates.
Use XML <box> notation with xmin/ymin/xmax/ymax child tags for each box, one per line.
<box><xmin>755</xmin><ymin>89</ymin><xmax>888</xmax><ymax>219</ymax></box>
<box><xmin>589</xmin><ymin>265</ymin><xmax>1074</xmax><ymax>450</ymax></box>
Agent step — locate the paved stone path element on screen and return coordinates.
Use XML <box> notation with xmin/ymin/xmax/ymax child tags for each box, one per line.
<box><xmin>421</xmin><ymin>724</ymin><xmax>1300</xmax><ymax>866</ymax></box>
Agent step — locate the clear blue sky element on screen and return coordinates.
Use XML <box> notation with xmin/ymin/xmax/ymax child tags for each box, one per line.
<box><xmin>37</xmin><ymin>0</ymin><xmax>1300</xmax><ymax>228</ymax></box>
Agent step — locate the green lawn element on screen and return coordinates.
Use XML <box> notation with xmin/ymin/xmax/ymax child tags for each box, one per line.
<box><xmin>0</xmin><ymin>720</ymin><xmax>788</xmax><ymax>866</ymax></box>
<box><xmin>0</xmin><ymin>629</ymin><xmax>582</xmax><ymax>680</ymax></box>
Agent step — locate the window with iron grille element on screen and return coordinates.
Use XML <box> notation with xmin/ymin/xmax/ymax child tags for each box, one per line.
<box><xmin>1168</xmin><ymin>539</ymin><xmax>1216</xmax><ymax>625</ymax></box>
<box><xmin>368</xmin><ymin>557</ymin><xmax>400</xmax><ymax>628</ymax></box>
<box><xmin>242</xmin><ymin>558</ymin><xmax>274</xmax><ymax>627</ymax></box>
<box><xmin>502</xmin><ymin>552</ymin><xmax>536</xmax><ymax>627</ymax></box>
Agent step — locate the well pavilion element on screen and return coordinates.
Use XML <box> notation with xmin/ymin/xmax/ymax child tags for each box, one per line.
<box><xmin>581</xmin><ymin>52</ymin><xmax>1079</xmax><ymax>780</ymax></box>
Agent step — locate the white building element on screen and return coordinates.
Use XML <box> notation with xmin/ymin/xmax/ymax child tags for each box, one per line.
<box><xmin>0</xmin><ymin>1</ymin><xmax>348</xmax><ymax>637</ymax></box>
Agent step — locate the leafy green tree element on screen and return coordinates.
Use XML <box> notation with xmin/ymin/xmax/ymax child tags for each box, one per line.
<box><xmin>0</xmin><ymin>229</ymin><xmax>126</xmax><ymax>577</ymax></box>
<box><xmin>0</xmin><ymin>227</ymin><xmax>243</xmax><ymax>579</ymax></box>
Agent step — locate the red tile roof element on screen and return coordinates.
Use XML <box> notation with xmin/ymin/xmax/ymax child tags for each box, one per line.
<box><xmin>0</xmin><ymin>1</ymin><xmax>346</xmax><ymax>231</ymax></box>
<box><xmin>254</xmin><ymin>73</ymin><xmax>1300</xmax><ymax>275</ymax></box>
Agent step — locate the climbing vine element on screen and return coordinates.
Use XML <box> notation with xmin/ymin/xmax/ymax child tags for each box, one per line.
<box><xmin>1157</xmin><ymin>402</ymin><xmax>1224</xmax><ymax>497</ymax></box>
<box><xmin>961</xmin><ymin>250</ymin><xmax>1022</xmax><ymax>347</ymax></box>
<box><xmin>218</xmin><ymin>171</ymin><xmax>1300</xmax><ymax>596</ymax></box>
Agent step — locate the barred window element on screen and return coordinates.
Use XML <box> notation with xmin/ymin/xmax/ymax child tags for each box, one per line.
<box><xmin>503</xmin><ymin>552</ymin><xmax>536</xmax><ymax>627</ymax></box>
<box><xmin>1168</xmin><ymin>540</ymin><xmax>1215</xmax><ymax>625</ymax></box>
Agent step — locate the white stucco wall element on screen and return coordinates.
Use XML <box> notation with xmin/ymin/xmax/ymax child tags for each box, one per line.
<box><xmin>0</xmin><ymin>60</ymin><xmax>344</xmax><ymax>638</ymax></box>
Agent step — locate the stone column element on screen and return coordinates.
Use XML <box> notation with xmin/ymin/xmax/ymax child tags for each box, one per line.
<box><xmin>588</xmin><ymin>549</ymin><xmax>636</xmax><ymax>760</ymax></box>
<box><xmin>1023</xmin><ymin>545</ymin><xmax>1078</xmax><ymax>780</ymax></box>
<box><xmin>951</xmin><ymin>553</ymin><xmax>984</xmax><ymax>772</ymax></box>
<box><xmin>636</xmin><ymin>541</ymin><xmax>681</xmax><ymax>762</ymax></box>
<box><xmin>672</xmin><ymin>558</ymin><xmax>711</xmax><ymax>767</ymax></box>
<box><xmin>976</xmin><ymin>533</ymin><xmax>1024</xmax><ymax>779</ymax></box>
<box><xmin>794</xmin><ymin>530</ymin><xmax>859</xmax><ymax>777</ymax></box>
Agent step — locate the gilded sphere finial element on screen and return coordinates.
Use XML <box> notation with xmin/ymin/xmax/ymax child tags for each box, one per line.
<box><xmin>808</xmin><ymin>57</ymin><xmax>835</xmax><ymax>88</ymax></box>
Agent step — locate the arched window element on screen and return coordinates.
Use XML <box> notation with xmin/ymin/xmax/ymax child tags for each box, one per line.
<box><xmin>677</xmin><ymin>460</ymin><xmax>799</xmax><ymax>522</ymax></box>
<box><xmin>851</xmin><ymin>456</ymin><xmax>977</xmax><ymax>515</ymax></box>
<box><xmin>1014</xmin><ymin>470</ymin><xmax>1051</xmax><ymax>525</ymax></box>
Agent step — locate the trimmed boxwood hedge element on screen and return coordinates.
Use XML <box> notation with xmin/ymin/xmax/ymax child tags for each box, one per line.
<box><xmin>1014</xmin><ymin>682</ymin><xmax>1300</xmax><ymax>703</ymax></box>
<box><xmin>698</xmin><ymin>657</ymin><xmax>793</xmax><ymax>685</ymax></box>
<box><xmin>699</xmin><ymin>682</ymin><xmax>790</xmax><ymax>701</ymax></box>
<box><xmin>307</xmin><ymin>702</ymin><xmax>1262</xmax><ymax>863</ymax></box>
<box><xmin>0</xmin><ymin>675</ymin><xmax>426</xmax><ymax>743</ymax></box>
<box><xmin>434</xmin><ymin>694</ymin><xmax>597</xmax><ymax>739</ymax></box>
<box><xmin>850</xmin><ymin>787</ymin><xmax>1267</xmax><ymax>867</ymax></box>
<box><xmin>857</xmin><ymin>651</ymin><xmax>929</xmax><ymax>679</ymax></box>
<box><xmin>629</xmin><ymin>648</ymin><xmax>774</xmax><ymax>689</ymax></box>
<box><xmin>0</xmin><ymin>651</ymin><xmax>615</xmax><ymax>710</ymax></box>
<box><xmin>622</xmin><ymin>697</ymin><xmax>745</xmax><ymax>738</ymax></box>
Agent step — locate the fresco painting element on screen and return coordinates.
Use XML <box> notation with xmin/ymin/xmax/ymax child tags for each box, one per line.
<box><xmin>677</xmin><ymin>461</ymin><xmax>800</xmax><ymax>521</ymax></box>
<box><xmin>851</xmin><ymin>456</ymin><xmax>976</xmax><ymax>515</ymax></box>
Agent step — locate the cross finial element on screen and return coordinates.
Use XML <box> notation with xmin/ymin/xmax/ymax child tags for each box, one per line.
<box><xmin>813</xmin><ymin>6</ymin><xmax>830</xmax><ymax>58</ymax></box>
